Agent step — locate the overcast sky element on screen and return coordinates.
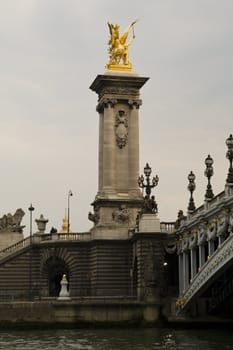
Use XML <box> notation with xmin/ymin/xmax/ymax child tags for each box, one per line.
<box><xmin>0</xmin><ymin>0</ymin><xmax>232</xmax><ymax>235</ymax></box>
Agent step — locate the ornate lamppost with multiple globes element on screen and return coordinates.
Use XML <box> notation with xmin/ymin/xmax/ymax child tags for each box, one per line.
<box><xmin>204</xmin><ymin>154</ymin><xmax>214</xmax><ymax>201</ymax></box>
<box><xmin>226</xmin><ymin>134</ymin><xmax>233</xmax><ymax>185</ymax></box>
<box><xmin>187</xmin><ymin>171</ymin><xmax>196</xmax><ymax>213</ymax></box>
<box><xmin>138</xmin><ymin>163</ymin><xmax>159</xmax><ymax>214</ymax></box>
<box><xmin>138</xmin><ymin>163</ymin><xmax>159</xmax><ymax>197</ymax></box>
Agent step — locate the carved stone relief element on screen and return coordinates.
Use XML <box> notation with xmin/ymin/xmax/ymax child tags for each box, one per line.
<box><xmin>88</xmin><ymin>207</ymin><xmax>100</xmax><ymax>225</ymax></box>
<box><xmin>207</xmin><ymin>218</ymin><xmax>217</xmax><ymax>241</ymax></box>
<box><xmin>197</xmin><ymin>222</ymin><xmax>207</xmax><ymax>246</ymax></box>
<box><xmin>217</xmin><ymin>210</ymin><xmax>229</xmax><ymax>238</ymax></box>
<box><xmin>229</xmin><ymin>210</ymin><xmax>233</xmax><ymax>233</ymax></box>
<box><xmin>115</xmin><ymin>110</ymin><xmax>128</xmax><ymax>149</ymax></box>
<box><xmin>189</xmin><ymin>231</ymin><xmax>197</xmax><ymax>249</ymax></box>
<box><xmin>112</xmin><ymin>205</ymin><xmax>129</xmax><ymax>223</ymax></box>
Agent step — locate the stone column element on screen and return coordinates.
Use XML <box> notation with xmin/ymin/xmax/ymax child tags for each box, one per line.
<box><xmin>102</xmin><ymin>101</ymin><xmax>116</xmax><ymax>194</ymax></box>
<box><xmin>89</xmin><ymin>74</ymin><xmax>149</xmax><ymax>239</ymax></box>
<box><xmin>98</xmin><ymin>112</ymin><xmax>104</xmax><ymax>193</ymax></box>
<box><xmin>90</xmin><ymin>74</ymin><xmax>148</xmax><ymax>200</ymax></box>
<box><xmin>218</xmin><ymin>235</ymin><xmax>225</xmax><ymax>245</ymax></box>
<box><xmin>178</xmin><ymin>253</ymin><xmax>184</xmax><ymax>294</ymax></box>
<box><xmin>190</xmin><ymin>248</ymin><xmax>197</xmax><ymax>280</ymax></box>
<box><xmin>128</xmin><ymin>100</ymin><xmax>141</xmax><ymax>197</ymax></box>
<box><xmin>183</xmin><ymin>251</ymin><xmax>190</xmax><ymax>291</ymax></box>
<box><xmin>208</xmin><ymin>240</ymin><xmax>215</xmax><ymax>257</ymax></box>
<box><xmin>199</xmin><ymin>245</ymin><xmax>205</xmax><ymax>268</ymax></box>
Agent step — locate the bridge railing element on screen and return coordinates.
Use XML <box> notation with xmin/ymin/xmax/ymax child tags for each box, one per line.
<box><xmin>185</xmin><ymin>190</ymin><xmax>226</xmax><ymax>224</ymax></box>
<box><xmin>160</xmin><ymin>221</ymin><xmax>176</xmax><ymax>233</ymax></box>
<box><xmin>178</xmin><ymin>233</ymin><xmax>233</xmax><ymax>312</ymax></box>
<box><xmin>0</xmin><ymin>236</ymin><xmax>31</xmax><ymax>256</ymax></box>
<box><xmin>0</xmin><ymin>232</ymin><xmax>91</xmax><ymax>260</ymax></box>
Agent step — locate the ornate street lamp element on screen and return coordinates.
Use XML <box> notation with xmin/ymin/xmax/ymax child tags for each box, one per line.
<box><xmin>204</xmin><ymin>154</ymin><xmax>214</xmax><ymax>201</ymax></box>
<box><xmin>226</xmin><ymin>134</ymin><xmax>233</xmax><ymax>185</ymax></box>
<box><xmin>28</xmin><ymin>204</ymin><xmax>35</xmax><ymax>300</ymax></box>
<box><xmin>138</xmin><ymin>163</ymin><xmax>159</xmax><ymax>214</ymax></box>
<box><xmin>67</xmin><ymin>190</ymin><xmax>73</xmax><ymax>233</ymax></box>
<box><xmin>187</xmin><ymin>171</ymin><xmax>196</xmax><ymax>213</ymax></box>
<box><xmin>138</xmin><ymin>163</ymin><xmax>159</xmax><ymax>197</ymax></box>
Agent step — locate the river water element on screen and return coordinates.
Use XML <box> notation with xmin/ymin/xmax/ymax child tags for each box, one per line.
<box><xmin>0</xmin><ymin>328</ymin><xmax>233</xmax><ymax>350</ymax></box>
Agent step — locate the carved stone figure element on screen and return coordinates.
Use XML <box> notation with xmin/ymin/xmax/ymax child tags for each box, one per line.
<box><xmin>182</xmin><ymin>234</ymin><xmax>189</xmax><ymax>252</ymax></box>
<box><xmin>0</xmin><ymin>208</ymin><xmax>25</xmax><ymax>232</ymax></box>
<box><xmin>174</xmin><ymin>210</ymin><xmax>186</xmax><ymax>229</ymax></box>
<box><xmin>112</xmin><ymin>205</ymin><xmax>129</xmax><ymax>223</ymax></box>
<box><xmin>217</xmin><ymin>211</ymin><xmax>229</xmax><ymax>238</ymax></box>
<box><xmin>88</xmin><ymin>208</ymin><xmax>100</xmax><ymax>225</ymax></box>
<box><xmin>50</xmin><ymin>227</ymin><xmax>57</xmax><ymax>234</ymax></box>
<box><xmin>141</xmin><ymin>195</ymin><xmax>158</xmax><ymax>214</ymax></box>
<box><xmin>12</xmin><ymin>208</ymin><xmax>25</xmax><ymax>226</ymax></box>
<box><xmin>189</xmin><ymin>231</ymin><xmax>197</xmax><ymax>249</ymax></box>
<box><xmin>207</xmin><ymin>218</ymin><xmax>217</xmax><ymax>241</ymax></box>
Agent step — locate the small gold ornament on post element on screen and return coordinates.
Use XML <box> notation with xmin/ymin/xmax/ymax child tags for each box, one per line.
<box><xmin>106</xmin><ymin>20</ymin><xmax>138</xmax><ymax>73</ymax></box>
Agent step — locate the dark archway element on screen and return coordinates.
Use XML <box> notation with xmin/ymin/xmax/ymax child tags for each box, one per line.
<box><xmin>45</xmin><ymin>256</ymin><xmax>69</xmax><ymax>297</ymax></box>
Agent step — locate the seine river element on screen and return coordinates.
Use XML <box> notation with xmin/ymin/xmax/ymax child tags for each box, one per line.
<box><xmin>0</xmin><ymin>328</ymin><xmax>233</xmax><ymax>350</ymax></box>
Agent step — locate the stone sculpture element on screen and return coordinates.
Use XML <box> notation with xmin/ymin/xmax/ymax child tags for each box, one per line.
<box><xmin>0</xmin><ymin>208</ymin><xmax>25</xmax><ymax>232</ymax></box>
<box><xmin>112</xmin><ymin>205</ymin><xmax>129</xmax><ymax>223</ymax></box>
<box><xmin>58</xmin><ymin>274</ymin><xmax>70</xmax><ymax>300</ymax></box>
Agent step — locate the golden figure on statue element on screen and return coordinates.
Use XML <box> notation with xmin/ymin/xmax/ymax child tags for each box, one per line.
<box><xmin>106</xmin><ymin>20</ymin><xmax>137</xmax><ymax>73</ymax></box>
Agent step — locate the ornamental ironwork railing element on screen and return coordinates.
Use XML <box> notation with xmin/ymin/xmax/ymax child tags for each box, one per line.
<box><xmin>178</xmin><ymin>233</ymin><xmax>233</xmax><ymax>313</ymax></box>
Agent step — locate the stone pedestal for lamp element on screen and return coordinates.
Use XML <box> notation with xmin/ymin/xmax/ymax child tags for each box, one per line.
<box><xmin>139</xmin><ymin>214</ymin><xmax>161</xmax><ymax>233</ymax></box>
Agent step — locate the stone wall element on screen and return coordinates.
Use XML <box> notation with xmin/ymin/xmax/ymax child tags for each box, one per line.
<box><xmin>0</xmin><ymin>239</ymin><xmax>132</xmax><ymax>299</ymax></box>
<box><xmin>0</xmin><ymin>300</ymin><xmax>162</xmax><ymax>327</ymax></box>
<box><xmin>0</xmin><ymin>231</ymin><xmax>23</xmax><ymax>251</ymax></box>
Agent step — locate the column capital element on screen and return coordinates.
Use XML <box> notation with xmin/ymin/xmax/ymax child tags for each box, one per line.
<box><xmin>96</xmin><ymin>98</ymin><xmax>118</xmax><ymax>113</ymax></box>
<box><xmin>128</xmin><ymin>99</ymin><xmax>142</xmax><ymax>109</ymax></box>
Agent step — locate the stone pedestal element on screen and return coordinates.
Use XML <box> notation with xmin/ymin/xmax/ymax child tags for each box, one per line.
<box><xmin>0</xmin><ymin>230</ymin><xmax>24</xmax><ymax>251</ymax></box>
<box><xmin>139</xmin><ymin>214</ymin><xmax>161</xmax><ymax>233</ymax></box>
<box><xmin>89</xmin><ymin>73</ymin><xmax>148</xmax><ymax>239</ymax></box>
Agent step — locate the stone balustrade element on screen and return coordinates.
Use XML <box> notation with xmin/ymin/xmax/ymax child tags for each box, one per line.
<box><xmin>160</xmin><ymin>221</ymin><xmax>176</xmax><ymax>233</ymax></box>
<box><xmin>0</xmin><ymin>232</ymin><xmax>91</xmax><ymax>261</ymax></box>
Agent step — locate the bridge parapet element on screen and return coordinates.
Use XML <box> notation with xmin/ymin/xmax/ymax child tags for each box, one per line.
<box><xmin>160</xmin><ymin>221</ymin><xmax>176</xmax><ymax>233</ymax></box>
<box><xmin>178</xmin><ymin>190</ymin><xmax>232</xmax><ymax>233</ymax></box>
<box><xmin>0</xmin><ymin>232</ymin><xmax>91</xmax><ymax>262</ymax></box>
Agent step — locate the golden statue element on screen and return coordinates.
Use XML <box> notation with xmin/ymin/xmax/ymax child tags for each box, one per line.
<box><xmin>106</xmin><ymin>20</ymin><xmax>137</xmax><ymax>72</ymax></box>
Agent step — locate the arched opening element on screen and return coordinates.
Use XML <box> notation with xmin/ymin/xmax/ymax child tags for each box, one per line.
<box><xmin>44</xmin><ymin>256</ymin><xmax>69</xmax><ymax>297</ymax></box>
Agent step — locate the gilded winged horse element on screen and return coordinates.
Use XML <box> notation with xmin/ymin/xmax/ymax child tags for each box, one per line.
<box><xmin>107</xmin><ymin>20</ymin><xmax>137</xmax><ymax>65</ymax></box>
